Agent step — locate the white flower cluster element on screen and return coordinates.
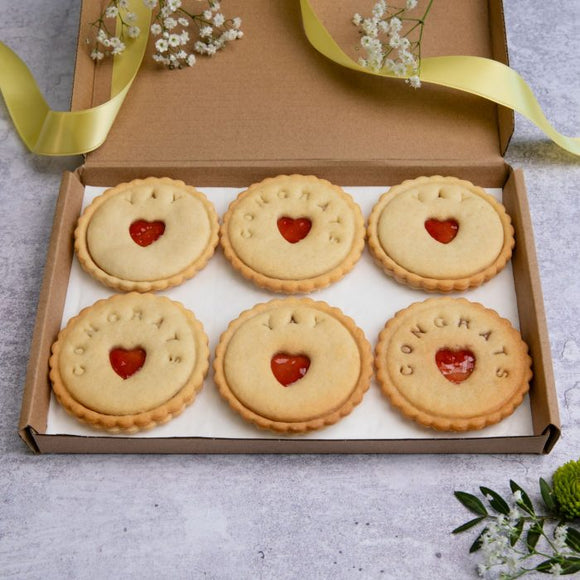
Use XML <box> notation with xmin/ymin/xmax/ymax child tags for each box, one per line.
<box><xmin>89</xmin><ymin>0</ymin><xmax>140</xmax><ymax>62</ymax></box>
<box><xmin>474</xmin><ymin>495</ymin><xmax>572</xmax><ymax>579</ymax></box>
<box><xmin>353</xmin><ymin>0</ymin><xmax>431</xmax><ymax>88</ymax></box>
<box><xmin>89</xmin><ymin>0</ymin><xmax>242</xmax><ymax>70</ymax></box>
<box><xmin>149</xmin><ymin>0</ymin><xmax>242</xmax><ymax>68</ymax></box>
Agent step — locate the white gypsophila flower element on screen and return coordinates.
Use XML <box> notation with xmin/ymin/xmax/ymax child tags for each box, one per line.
<box><xmin>512</xmin><ymin>490</ymin><xmax>523</xmax><ymax>503</ymax></box>
<box><xmin>105</xmin><ymin>6</ymin><xmax>119</xmax><ymax>18</ymax></box>
<box><xmin>203</xmin><ymin>9</ymin><xmax>213</xmax><ymax>20</ymax></box>
<box><xmin>155</xmin><ymin>38</ymin><xmax>169</xmax><ymax>52</ymax></box>
<box><xmin>178</xmin><ymin>17</ymin><xmax>189</xmax><ymax>27</ymax></box>
<box><xmin>164</xmin><ymin>17</ymin><xmax>177</xmax><ymax>30</ymax></box>
<box><xmin>399</xmin><ymin>36</ymin><xmax>410</xmax><ymax>50</ymax></box>
<box><xmin>168</xmin><ymin>0</ymin><xmax>181</xmax><ymax>10</ymax></box>
<box><xmin>168</xmin><ymin>33</ymin><xmax>182</xmax><ymax>47</ymax></box>
<box><xmin>508</xmin><ymin>506</ymin><xmax>520</xmax><ymax>524</ymax></box>
<box><xmin>554</xmin><ymin>526</ymin><xmax>568</xmax><ymax>551</ymax></box>
<box><xmin>180</xmin><ymin>31</ymin><xmax>189</xmax><ymax>43</ymax></box>
<box><xmin>125</xmin><ymin>12</ymin><xmax>137</xmax><ymax>23</ymax></box>
<box><xmin>352</xmin><ymin>13</ymin><xmax>363</xmax><ymax>26</ymax></box>
<box><xmin>118</xmin><ymin>0</ymin><xmax>129</xmax><ymax>8</ymax></box>
<box><xmin>550</xmin><ymin>563</ymin><xmax>563</xmax><ymax>577</ymax></box>
<box><xmin>407</xmin><ymin>0</ymin><xmax>418</xmax><ymax>9</ymax></box>
<box><xmin>150</xmin><ymin>23</ymin><xmax>162</xmax><ymax>35</ymax></box>
<box><xmin>194</xmin><ymin>40</ymin><xmax>207</xmax><ymax>53</ymax></box>
<box><xmin>200</xmin><ymin>26</ymin><xmax>213</xmax><ymax>38</ymax></box>
<box><xmin>90</xmin><ymin>49</ymin><xmax>104</xmax><ymax>61</ymax></box>
<box><xmin>232</xmin><ymin>17</ymin><xmax>242</xmax><ymax>29</ymax></box>
<box><xmin>389</xmin><ymin>34</ymin><xmax>402</xmax><ymax>48</ymax></box>
<box><xmin>143</xmin><ymin>0</ymin><xmax>157</xmax><ymax>8</ymax></box>
<box><xmin>392</xmin><ymin>61</ymin><xmax>406</xmax><ymax>76</ymax></box>
<box><xmin>235</xmin><ymin>30</ymin><xmax>243</xmax><ymax>38</ymax></box>
<box><xmin>111</xmin><ymin>41</ymin><xmax>126</xmax><ymax>55</ymax></box>
<box><xmin>97</xmin><ymin>28</ymin><xmax>108</xmax><ymax>43</ymax></box>
<box><xmin>362</xmin><ymin>18</ymin><xmax>378</xmax><ymax>37</ymax></box>
<box><xmin>177</xmin><ymin>49</ymin><xmax>186</xmax><ymax>59</ymax></box>
<box><xmin>213</xmin><ymin>13</ymin><xmax>225</xmax><ymax>27</ymax></box>
<box><xmin>372</xmin><ymin>1</ymin><xmax>385</xmax><ymax>19</ymax></box>
<box><xmin>128</xmin><ymin>26</ymin><xmax>141</xmax><ymax>38</ymax></box>
<box><xmin>223</xmin><ymin>29</ymin><xmax>237</xmax><ymax>41</ymax></box>
<box><xmin>390</xmin><ymin>17</ymin><xmax>402</xmax><ymax>33</ymax></box>
<box><xmin>186</xmin><ymin>53</ymin><xmax>196</xmax><ymax>66</ymax></box>
<box><xmin>211</xmin><ymin>0</ymin><xmax>221</xmax><ymax>11</ymax></box>
<box><xmin>407</xmin><ymin>75</ymin><xmax>421</xmax><ymax>88</ymax></box>
<box><xmin>160</xmin><ymin>6</ymin><xmax>172</xmax><ymax>18</ymax></box>
<box><xmin>206</xmin><ymin>43</ymin><xmax>217</xmax><ymax>56</ymax></box>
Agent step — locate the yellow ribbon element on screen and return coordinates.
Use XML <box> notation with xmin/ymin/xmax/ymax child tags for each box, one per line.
<box><xmin>0</xmin><ymin>2</ymin><xmax>150</xmax><ymax>156</ymax></box>
<box><xmin>0</xmin><ymin>0</ymin><xmax>578</xmax><ymax>157</ymax></box>
<box><xmin>301</xmin><ymin>0</ymin><xmax>579</xmax><ymax>157</ymax></box>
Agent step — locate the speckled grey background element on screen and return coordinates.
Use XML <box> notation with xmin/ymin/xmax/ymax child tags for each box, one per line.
<box><xmin>0</xmin><ymin>2</ymin><xmax>578</xmax><ymax>579</ymax></box>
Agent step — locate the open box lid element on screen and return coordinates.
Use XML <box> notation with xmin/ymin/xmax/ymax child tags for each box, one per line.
<box><xmin>73</xmin><ymin>0</ymin><xmax>513</xmax><ymax>177</ymax></box>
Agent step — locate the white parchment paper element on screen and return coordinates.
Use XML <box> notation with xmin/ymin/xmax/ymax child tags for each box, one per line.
<box><xmin>46</xmin><ymin>185</ymin><xmax>533</xmax><ymax>440</ymax></box>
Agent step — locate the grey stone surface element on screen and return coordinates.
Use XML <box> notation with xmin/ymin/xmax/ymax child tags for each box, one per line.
<box><xmin>0</xmin><ymin>1</ymin><xmax>578</xmax><ymax>579</ymax></box>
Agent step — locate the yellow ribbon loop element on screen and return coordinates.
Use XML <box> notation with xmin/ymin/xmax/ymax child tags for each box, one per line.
<box><xmin>0</xmin><ymin>2</ymin><xmax>150</xmax><ymax>156</ymax></box>
<box><xmin>300</xmin><ymin>0</ymin><xmax>580</xmax><ymax>157</ymax></box>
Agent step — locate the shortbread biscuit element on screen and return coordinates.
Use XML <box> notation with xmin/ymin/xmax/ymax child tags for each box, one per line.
<box><xmin>375</xmin><ymin>298</ymin><xmax>532</xmax><ymax>432</ymax></box>
<box><xmin>75</xmin><ymin>177</ymin><xmax>219</xmax><ymax>292</ymax></box>
<box><xmin>214</xmin><ymin>299</ymin><xmax>373</xmax><ymax>432</ymax></box>
<box><xmin>220</xmin><ymin>175</ymin><xmax>365</xmax><ymax>293</ymax></box>
<box><xmin>367</xmin><ymin>176</ymin><xmax>514</xmax><ymax>292</ymax></box>
<box><xmin>49</xmin><ymin>293</ymin><xmax>209</xmax><ymax>433</ymax></box>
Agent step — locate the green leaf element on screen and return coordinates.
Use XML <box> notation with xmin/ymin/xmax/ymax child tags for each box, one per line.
<box><xmin>470</xmin><ymin>527</ymin><xmax>488</xmax><ymax>553</ymax></box>
<box><xmin>561</xmin><ymin>557</ymin><xmax>580</xmax><ymax>575</ymax></box>
<box><xmin>535</xmin><ymin>557</ymin><xmax>580</xmax><ymax>575</ymax></box>
<box><xmin>527</xmin><ymin>519</ymin><xmax>544</xmax><ymax>552</ymax></box>
<box><xmin>452</xmin><ymin>516</ymin><xmax>486</xmax><ymax>534</ymax></box>
<box><xmin>539</xmin><ymin>477</ymin><xmax>556</xmax><ymax>512</ymax></box>
<box><xmin>510</xmin><ymin>480</ymin><xmax>535</xmax><ymax>515</ymax></box>
<box><xmin>510</xmin><ymin>518</ymin><xmax>525</xmax><ymax>546</ymax></box>
<box><xmin>454</xmin><ymin>491</ymin><xmax>489</xmax><ymax>516</ymax></box>
<box><xmin>480</xmin><ymin>486</ymin><xmax>510</xmax><ymax>515</ymax></box>
<box><xmin>535</xmin><ymin>558</ymin><xmax>559</xmax><ymax>573</ymax></box>
<box><xmin>565</xmin><ymin>526</ymin><xmax>580</xmax><ymax>553</ymax></box>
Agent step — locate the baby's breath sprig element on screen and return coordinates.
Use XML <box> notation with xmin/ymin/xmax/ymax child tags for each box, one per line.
<box><xmin>453</xmin><ymin>461</ymin><xmax>580</xmax><ymax>579</ymax></box>
<box><xmin>88</xmin><ymin>0</ymin><xmax>140</xmax><ymax>62</ymax></box>
<box><xmin>352</xmin><ymin>0</ymin><xmax>434</xmax><ymax>88</ymax></box>
<box><xmin>88</xmin><ymin>0</ymin><xmax>242</xmax><ymax>69</ymax></box>
<box><xmin>149</xmin><ymin>0</ymin><xmax>243</xmax><ymax>69</ymax></box>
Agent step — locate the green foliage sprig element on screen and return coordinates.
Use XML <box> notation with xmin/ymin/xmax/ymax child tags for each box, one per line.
<box><xmin>453</xmin><ymin>460</ymin><xmax>580</xmax><ymax>578</ymax></box>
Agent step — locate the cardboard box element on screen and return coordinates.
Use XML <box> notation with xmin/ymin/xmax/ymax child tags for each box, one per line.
<box><xmin>19</xmin><ymin>0</ymin><xmax>560</xmax><ymax>453</ymax></box>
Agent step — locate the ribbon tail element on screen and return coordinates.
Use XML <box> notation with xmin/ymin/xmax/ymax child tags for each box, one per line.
<box><xmin>0</xmin><ymin>2</ymin><xmax>150</xmax><ymax>156</ymax></box>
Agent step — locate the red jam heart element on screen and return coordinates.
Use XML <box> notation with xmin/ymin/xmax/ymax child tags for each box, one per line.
<box><xmin>425</xmin><ymin>219</ymin><xmax>459</xmax><ymax>244</ymax></box>
<box><xmin>110</xmin><ymin>348</ymin><xmax>146</xmax><ymax>380</ymax></box>
<box><xmin>129</xmin><ymin>220</ymin><xmax>166</xmax><ymax>247</ymax></box>
<box><xmin>277</xmin><ymin>217</ymin><xmax>312</xmax><ymax>244</ymax></box>
<box><xmin>435</xmin><ymin>348</ymin><xmax>475</xmax><ymax>384</ymax></box>
<box><xmin>271</xmin><ymin>353</ymin><xmax>310</xmax><ymax>386</ymax></box>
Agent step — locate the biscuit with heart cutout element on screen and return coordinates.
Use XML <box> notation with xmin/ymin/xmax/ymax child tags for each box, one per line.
<box><xmin>213</xmin><ymin>298</ymin><xmax>373</xmax><ymax>433</ymax></box>
<box><xmin>220</xmin><ymin>175</ymin><xmax>365</xmax><ymax>293</ymax></box>
<box><xmin>367</xmin><ymin>176</ymin><xmax>514</xmax><ymax>292</ymax></box>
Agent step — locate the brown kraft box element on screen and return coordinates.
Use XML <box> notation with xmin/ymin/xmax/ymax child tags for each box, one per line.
<box><xmin>19</xmin><ymin>0</ymin><xmax>560</xmax><ymax>453</ymax></box>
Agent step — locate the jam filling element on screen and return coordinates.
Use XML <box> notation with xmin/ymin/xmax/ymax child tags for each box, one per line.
<box><xmin>277</xmin><ymin>217</ymin><xmax>312</xmax><ymax>244</ymax></box>
<box><xmin>435</xmin><ymin>348</ymin><xmax>475</xmax><ymax>384</ymax></box>
<box><xmin>109</xmin><ymin>347</ymin><xmax>146</xmax><ymax>379</ymax></box>
<box><xmin>425</xmin><ymin>219</ymin><xmax>459</xmax><ymax>244</ymax></box>
<box><xmin>129</xmin><ymin>220</ymin><xmax>166</xmax><ymax>247</ymax></box>
<box><xmin>271</xmin><ymin>353</ymin><xmax>310</xmax><ymax>386</ymax></box>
